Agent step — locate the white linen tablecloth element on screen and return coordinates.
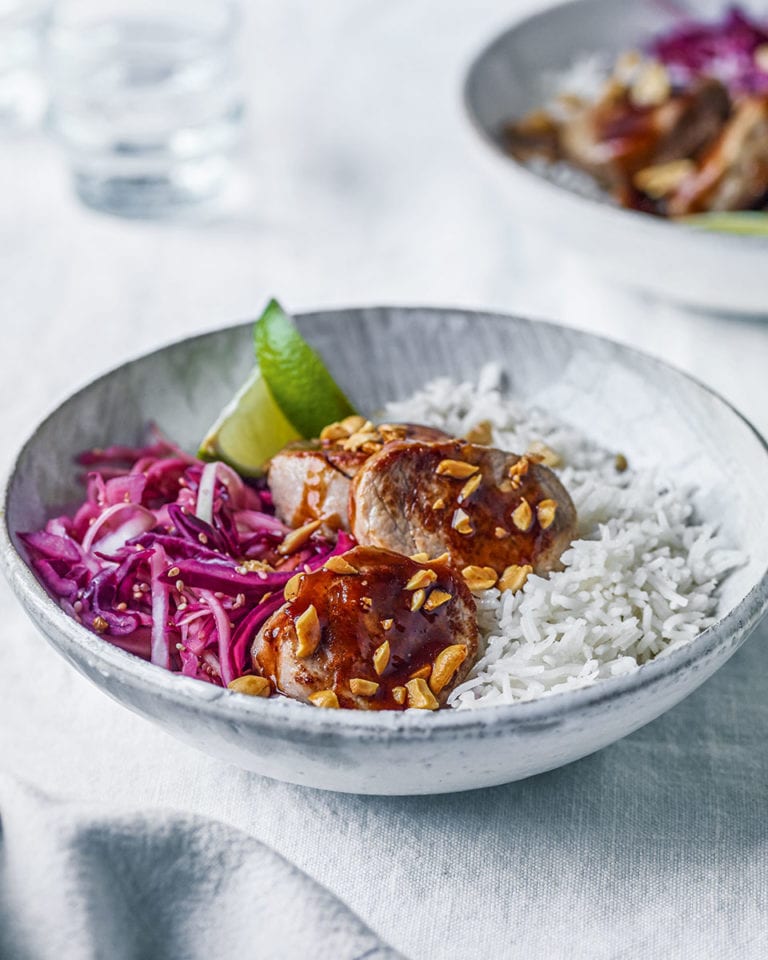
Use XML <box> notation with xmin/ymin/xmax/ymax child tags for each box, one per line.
<box><xmin>1</xmin><ymin>2</ymin><xmax>767</xmax><ymax>957</ymax></box>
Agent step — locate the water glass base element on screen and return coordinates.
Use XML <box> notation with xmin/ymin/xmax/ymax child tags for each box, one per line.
<box><xmin>73</xmin><ymin>158</ymin><xmax>232</xmax><ymax>220</ymax></box>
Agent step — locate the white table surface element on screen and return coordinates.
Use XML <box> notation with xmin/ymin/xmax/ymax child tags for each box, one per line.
<box><xmin>1</xmin><ymin>2</ymin><xmax>767</xmax><ymax>958</ymax></box>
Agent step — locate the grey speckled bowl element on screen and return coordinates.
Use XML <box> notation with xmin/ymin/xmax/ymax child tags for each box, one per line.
<box><xmin>463</xmin><ymin>0</ymin><xmax>768</xmax><ymax>314</ymax></box>
<box><xmin>2</xmin><ymin>307</ymin><xmax>767</xmax><ymax>795</ymax></box>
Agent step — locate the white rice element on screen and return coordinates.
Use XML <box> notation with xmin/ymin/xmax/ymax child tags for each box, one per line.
<box><xmin>382</xmin><ymin>367</ymin><xmax>744</xmax><ymax>710</ymax></box>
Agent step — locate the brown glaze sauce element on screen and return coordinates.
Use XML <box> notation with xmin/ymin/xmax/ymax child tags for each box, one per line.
<box><xmin>278</xmin><ymin>424</ymin><xmax>449</xmax><ymax>529</ymax></box>
<box><xmin>253</xmin><ymin>546</ymin><xmax>477</xmax><ymax>710</ymax></box>
<box><xmin>351</xmin><ymin>439</ymin><xmax>576</xmax><ymax>575</ymax></box>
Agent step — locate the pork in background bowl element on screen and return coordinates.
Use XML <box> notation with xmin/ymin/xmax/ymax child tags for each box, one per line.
<box><xmin>463</xmin><ymin>0</ymin><xmax>768</xmax><ymax>313</ymax></box>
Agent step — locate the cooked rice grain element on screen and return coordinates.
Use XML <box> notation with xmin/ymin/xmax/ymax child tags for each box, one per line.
<box><xmin>382</xmin><ymin>367</ymin><xmax>743</xmax><ymax>709</ymax></box>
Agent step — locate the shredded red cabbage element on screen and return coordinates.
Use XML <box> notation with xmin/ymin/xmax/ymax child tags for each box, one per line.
<box><xmin>21</xmin><ymin>428</ymin><xmax>354</xmax><ymax>687</ymax></box>
<box><xmin>650</xmin><ymin>5</ymin><xmax>768</xmax><ymax>95</ymax></box>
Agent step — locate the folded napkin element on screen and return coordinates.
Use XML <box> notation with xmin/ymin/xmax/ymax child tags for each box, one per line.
<box><xmin>0</xmin><ymin>775</ymin><xmax>403</xmax><ymax>960</ymax></box>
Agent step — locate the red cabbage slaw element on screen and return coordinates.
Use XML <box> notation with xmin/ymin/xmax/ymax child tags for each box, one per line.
<box><xmin>650</xmin><ymin>5</ymin><xmax>768</xmax><ymax>95</ymax></box>
<box><xmin>21</xmin><ymin>428</ymin><xmax>353</xmax><ymax>687</ymax></box>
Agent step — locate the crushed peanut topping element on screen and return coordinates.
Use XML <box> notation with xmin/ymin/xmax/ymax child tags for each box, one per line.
<box><xmin>464</xmin><ymin>419</ymin><xmax>493</xmax><ymax>445</ymax></box>
<box><xmin>410</xmin><ymin>588</ymin><xmax>427</xmax><ymax>612</ymax></box>
<box><xmin>378</xmin><ymin>424</ymin><xmax>408</xmax><ymax>442</ymax></box>
<box><xmin>405</xmin><ymin>568</ymin><xmax>437</xmax><ymax>591</ymax></box>
<box><xmin>458</xmin><ymin>472</ymin><xmax>482</xmax><ymax>503</ymax></box>
<box><xmin>508</xmin><ymin>456</ymin><xmax>530</xmax><ymax>480</ymax></box>
<box><xmin>494</xmin><ymin>526</ymin><xmax>509</xmax><ymax>539</ymax></box>
<box><xmin>277</xmin><ymin>518</ymin><xmax>324</xmax><ymax>555</ymax></box>
<box><xmin>634</xmin><ymin>159</ymin><xmax>695</xmax><ymax>198</ymax></box>
<box><xmin>295</xmin><ymin>604</ymin><xmax>321</xmax><ymax>658</ymax></box>
<box><xmin>392</xmin><ymin>686</ymin><xmax>407</xmax><ymax>705</ymax></box>
<box><xmin>436</xmin><ymin>458</ymin><xmax>480</xmax><ymax>479</ymax></box>
<box><xmin>228</xmin><ymin>675</ymin><xmax>272</xmax><ymax>697</ymax></box>
<box><xmin>323</xmin><ymin>555</ymin><xmax>359</xmax><ymax>575</ymax></box>
<box><xmin>92</xmin><ymin>615</ymin><xmax>108</xmax><ymax>633</ymax></box>
<box><xmin>320</xmin><ymin>421</ymin><xmax>349</xmax><ymax>442</ymax></box>
<box><xmin>308</xmin><ymin>690</ymin><xmax>339</xmax><ymax>709</ymax></box>
<box><xmin>498</xmin><ymin>563</ymin><xmax>532</xmax><ymax>593</ymax></box>
<box><xmin>432</xmin><ymin>497</ymin><xmax>446</xmax><ymax>510</ymax></box>
<box><xmin>350</xmin><ymin>678</ymin><xmax>379</xmax><ymax>697</ymax></box>
<box><xmin>614</xmin><ymin>48</ymin><xmax>642</xmax><ymax>78</ymax></box>
<box><xmin>405</xmin><ymin>678</ymin><xmax>439</xmax><ymax>710</ymax></box>
<box><xmin>373</xmin><ymin>640</ymin><xmax>391</xmax><ymax>675</ymax></box>
<box><xmin>360</xmin><ymin>596</ymin><xmax>373</xmax><ymax>610</ymax></box>
<box><xmin>429</xmin><ymin>644</ymin><xmax>468</xmax><ymax>695</ymax></box>
<box><xmin>342</xmin><ymin>427</ymin><xmax>381</xmax><ymax>452</ymax></box>
<box><xmin>461</xmin><ymin>565</ymin><xmax>498</xmax><ymax>592</ymax></box>
<box><xmin>410</xmin><ymin>551</ymin><xmax>430</xmax><ymax>562</ymax></box>
<box><xmin>511</xmin><ymin>498</ymin><xmax>533</xmax><ymax>532</ymax></box>
<box><xmin>409</xmin><ymin>664</ymin><xmax>432</xmax><ymax>681</ymax></box>
<box><xmin>424</xmin><ymin>589</ymin><xmax>452</xmax><ymax>612</ymax></box>
<box><xmin>537</xmin><ymin>499</ymin><xmax>558</xmax><ymax>530</ymax></box>
<box><xmin>340</xmin><ymin>415</ymin><xmax>367</xmax><ymax>434</ymax></box>
<box><xmin>241</xmin><ymin>559</ymin><xmax>275</xmax><ymax>573</ymax></box>
<box><xmin>380</xmin><ymin>618</ymin><xmax>394</xmax><ymax>631</ymax></box>
<box><xmin>615</xmin><ymin>453</ymin><xmax>628</xmax><ymax>473</ymax></box>
<box><xmin>629</xmin><ymin>60</ymin><xmax>670</xmax><ymax>107</ymax></box>
<box><xmin>167</xmin><ymin>566</ymin><xmax>180</xmax><ymax>579</ymax></box>
<box><xmin>452</xmin><ymin>508</ymin><xmax>473</xmax><ymax>536</ymax></box>
<box><xmin>284</xmin><ymin>572</ymin><xmax>304</xmax><ymax>602</ymax></box>
<box><xmin>527</xmin><ymin>440</ymin><xmax>562</xmax><ymax>468</ymax></box>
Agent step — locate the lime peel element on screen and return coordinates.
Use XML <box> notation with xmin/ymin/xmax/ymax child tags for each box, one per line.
<box><xmin>254</xmin><ymin>299</ymin><xmax>357</xmax><ymax>437</ymax></box>
<box><xmin>198</xmin><ymin>299</ymin><xmax>358</xmax><ymax>475</ymax></box>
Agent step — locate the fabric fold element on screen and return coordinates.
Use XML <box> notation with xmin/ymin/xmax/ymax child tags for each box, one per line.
<box><xmin>0</xmin><ymin>774</ymin><xmax>404</xmax><ymax>960</ymax></box>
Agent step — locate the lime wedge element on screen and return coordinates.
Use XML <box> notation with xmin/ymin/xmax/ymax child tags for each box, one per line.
<box><xmin>198</xmin><ymin>367</ymin><xmax>301</xmax><ymax>476</ymax></box>
<box><xmin>680</xmin><ymin>212</ymin><xmax>768</xmax><ymax>236</ymax></box>
<box><xmin>254</xmin><ymin>299</ymin><xmax>356</xmax><ymax>437</ymax></box>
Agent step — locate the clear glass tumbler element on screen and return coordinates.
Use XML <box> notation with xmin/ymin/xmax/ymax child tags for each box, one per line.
<box><xmin>0</xmin><ymin>0</ymin><xmax>51</xmax><ymax>132</ymax></box>
<box><xmin>46</xmin><ymin>0</ymin><xmax>244</xmax><ymax>218</ymax></box>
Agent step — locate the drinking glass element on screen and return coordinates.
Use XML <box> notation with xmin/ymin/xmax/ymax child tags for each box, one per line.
<box><xmin>0</xmin><ymin>0</ymin><xmax>51</xmax><ymax>132</ymax></box>
<box><xmin>46</xmin><ymin>0</ymin><xmax>244</xmax><ymax>218</ymax></box>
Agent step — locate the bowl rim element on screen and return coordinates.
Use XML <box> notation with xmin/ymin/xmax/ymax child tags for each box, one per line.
<box><xmin>461</xmin><ymin>0</ymin><xmax>768</xmax><ymax>252</ymax></box>
<box><xmin>2</xmin><ymin>305</ymin><xmax>767</xmax><ymax>742</ymax></box>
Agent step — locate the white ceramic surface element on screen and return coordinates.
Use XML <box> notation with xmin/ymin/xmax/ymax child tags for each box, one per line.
<box><xmin>463</xmin><ymin>0</ymin><xmax>768</xmax><ymax>314</ymax></box>
<box><xmin>2</xmin><ymin>307</ymin><xmax>767</xmax><ymax>795</ymax></box>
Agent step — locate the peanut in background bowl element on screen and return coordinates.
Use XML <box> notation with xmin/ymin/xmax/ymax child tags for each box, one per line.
<box><xmin>2</xmin><ymin>306</ymin><xmax>767</xmax><ymax>794</ymax></box>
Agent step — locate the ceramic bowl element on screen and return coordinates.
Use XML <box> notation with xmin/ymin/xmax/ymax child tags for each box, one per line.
<box><xmin>2</xmin><ymin>307</ymin><xmax>767</xmax><ymax>794</ymax></box>
<box><xmin>463</xmin><ymin>0</ymin><xmax>768</xmax><ymax>314</ymax></box>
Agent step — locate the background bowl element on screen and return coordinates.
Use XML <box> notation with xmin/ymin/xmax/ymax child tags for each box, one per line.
<box><xmin>463</xmin><ymin>0</ymin><xmax>768</xmax><ymax>314</ymax></box>
<box><xmin>2</xmin><ymin>306</ymin><xmax>767</xmax><ymax>794</ymax></box>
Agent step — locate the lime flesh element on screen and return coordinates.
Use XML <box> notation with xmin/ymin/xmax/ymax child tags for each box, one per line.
<box><xmin>680</xmin><ymin>212</ymin><xmax>768</xmax><ymax>236</ymax></box>
<box><xmin>198</xmin><ymin>367</ymin><xmax>301</xmax><ymax>476</ymax></box>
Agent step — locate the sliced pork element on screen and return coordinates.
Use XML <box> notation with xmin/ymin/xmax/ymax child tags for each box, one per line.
<box><xmin>251</xmin><ymin>546</ymin><xmax>478</xmax><ymax>710</ymax></box>
<box><xmin>350</xmin><ymin>440</ymin><xmax>576</xmax><ymax>578</ymax></box>
<box><xmin>268</xmin><ymin>419</ymin><xmax>448</xmax><ymax>530</ymax></box>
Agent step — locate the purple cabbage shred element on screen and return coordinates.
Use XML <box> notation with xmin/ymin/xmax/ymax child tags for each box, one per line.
<box><xmin>21</xmin><ymin>430</ymin><xmax>349</xmax><ymax>687</ymax></box>
<box><xmin>650</xmin><ymin>5</ymin><xmax>768</xmax><ymax>95</ymax></box>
